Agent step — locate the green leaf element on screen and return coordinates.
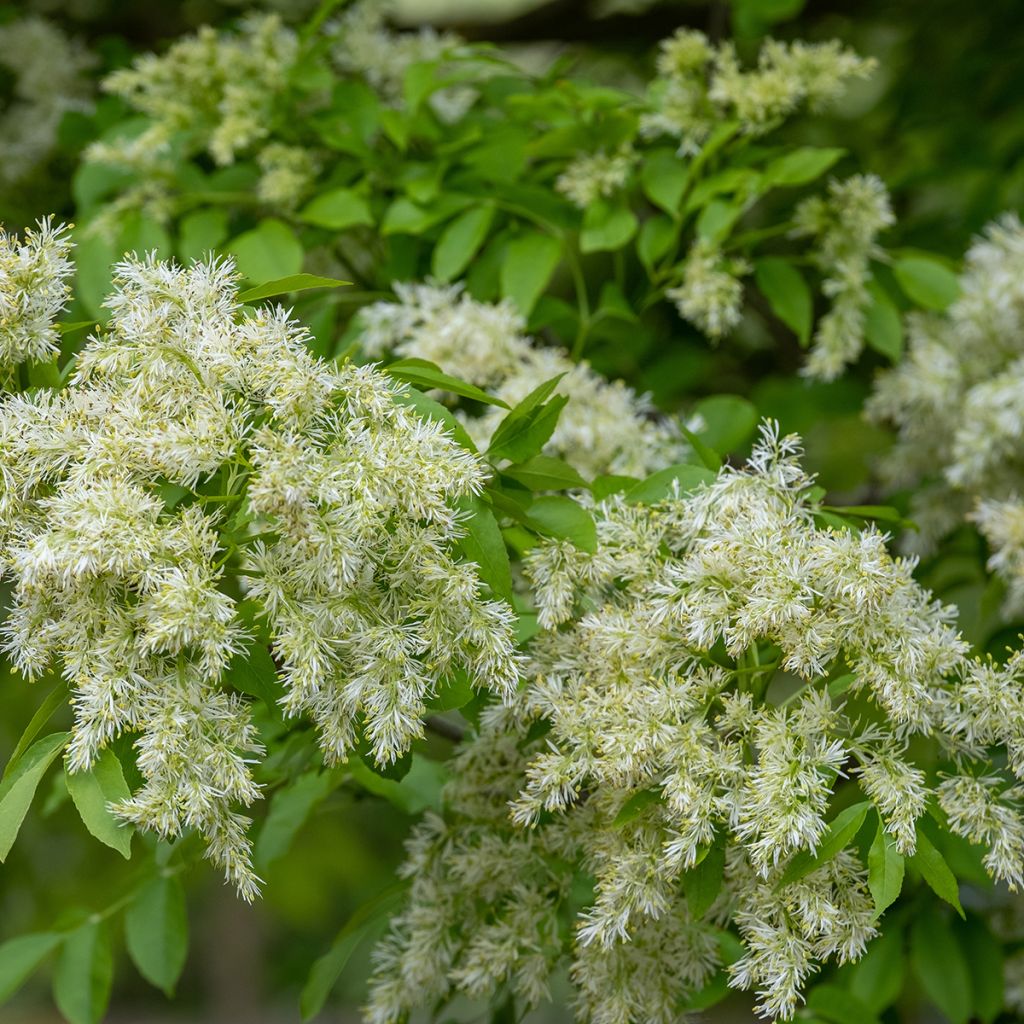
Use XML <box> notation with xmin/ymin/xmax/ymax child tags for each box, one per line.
<box><xmin>381</xmin><ymin>193</ymin><xmax>473</xmax><ymax>236</ymax></box>
<box><xmin>300</xmin><ymin>883</ymin><xmax>408</xmax><ymax>1020</ymax></box>
<box><xmin>385</xmin><ymin>357</ymin><xmax>509</xmax><ymax>408</ymax></box>
<box><xmin>693</xmin><ymin>395</ymin><xmax>759</xmax><ymax>453</ymax></box>
<box><xmin>227</xmin><ymin>219</ymin><xmax>303</xmax><ymax>282</ymax></box>
<box><xmin>679</xmin><ymin>424</ymin><xmax>722</xmax><ymax>471</ymax></box>
<box><xmin>429</xmin><ymin>671</ymin><xmax>475</xmax><ymax>712</ymax></box>
<box><xmin>777</xmin><ymin>802</ymin><xmax>871</xmax><ymax>889</ymax></box>
<box><xmin>178</xmin><ymin>209</ymin><xmax>229</xmax><ymax>263</ymax></box>
<box><xmin>125</xmin><ymin>875</ymin><xmax>188</xmax><ymax>996</ymax></box>
<box><xmin>763</xmin><ymin>147</ymin><xmax>845</xmax><ymax>187</ymax></box>
<box><xmin>910</xmin><ymin>826</ymin><xmax>964</xmax><ymax>918</ymax></box>
<box><xmin>226</xmin><ymin>642</ymin><xmax>282</xmax><ymax>709</ymax></box>
<box><xmin>696</xmin><ymin>199</ymin><xmax>743</xmax><ymax>244</ymax></box>
<box><xmin>458</xmin><ymin>496</ymin><xmax>513</xmax><ymax>602</ymax></box>
<box><xmin>0</xmin><ymin>932</ymin><xmax>61</xmax><ymax>1004</ymax></box>
<box><xmin>257</xmin><ymin>771</ymin><xmax>338</xmax><ymax>868</ymax></box>
<box><xmin>893</xmin><ymin>254</ymin><xmax>960</xmax><ymax>311</ymax></box>
<box><xmin>910</xmin><ymin>906</ymin><xmax>971</xmax><ymax>1024</ymax></box>
<box><xmin>392</xmin><ymin>386</ymin><xmax>478</xmax><ymax>452</ymax></box>
<box><xmin>625</xmin><ymin>463</ymin><xmax>717</xmax><ymax>505</ymax></box>
<box><xmin>4</xmin><ymin>682</ymin><xmax>67</xmax><ymax>780</ymax></box>
<box><xmin>0</xmin><ymin>732</ymin><xmax>68</xmax><ymax>861</ymax></box>
<box><xmin>500</xmin><ymin>231</ymin><xmax>562</xmax><ymax>316</ymax></box>
<box><xmin>867</xmin><ymin>814</ymin><xmax>904</xmax><ymax>916</ymax></box>
<box><xmin>592</xmin><ymin>474</ymin><xmax>639</xmax><ymax>500</ymax></box>
<box><xmin>612</xmin><ymin>788</ymin><xmax>661</xmax><ymax>828</ymax></box>
<box><xmin>53</xmin><ymin>921</ymin><xmax>113</xmax><ymax>1024</ymax></box>
<box><xmin>806</xmin><ymin>984</ymin><xmax>880</xmax><ymax>1024</ymax></box>
<box><xmin>641</xmin><ymin>149</ymin><xmax>689</xmax><ymax>216</ymax></box>
<box><xmin>755</xmin><ymin>257</ymin><xmax>812</xmax><ymax>346</ymax></box>
<box><xmin>432</xmin><ymin>204</ymin><xmax>495</xmax><ymax>281</ymax></box>
<box><xmin>864</xmin><ymin>282</ymin><xmax>904</xmax><ymax>361</ymax></box>
<box><xmin>299</xmin><ymin>188</ymin><xmax>374</xmax><ymax>230</ymax></box>
<box><xmin>848</xmin><ymin>927</ymin><xmax>905</xmax><ymax>1013</ymax></box>
<box><xmin>959</xmin><ymin>915</ymin><xmax>1003</xmax><ymax>1023</ymax></box>
<box><xmin>65</xmin><ymin>748</ymin><xmax>133</xmax><ymax>859</ymax></box>
<box><xmin>526</xmin><ymin>496</ymin><xmax>597</xmax><ymax>553</ymax></box>
<box><xmin>503</xmin><ymin>455</ymin><xmax>588</xmax><ymax>492</ymax></box>
<box><xmin>686</xmin><ymin>838</ymin><xmax>725</xmax><ymax>920</ymax></box>
<box><xmin>486</xmin><ymin>375</ymin><xmax>567</xmax><ymax>464</ymax></box>
<box><xmin>580</xmin><ymin>200</ymin><xmax>638</xmax><ymax>253</ymax></box>
<box><xmin>237</xmin><ymin>274</ymin><xmax>349</xmax><ymax>304</ymax></box>
<box><xmin>637</xmin><ymin>215</ymin><xmax>676</xmax><ymax>272</ymax></box>
<box><xmin>348</xmin><ymin>755</ymin><xmax>446</xmax><ymax>815</ymax></box>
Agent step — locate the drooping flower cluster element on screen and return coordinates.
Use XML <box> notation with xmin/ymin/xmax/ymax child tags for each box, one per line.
<box><xmin>868</xmin><ymin>214</ymin><xmax>1024</xmax><ymax>605</ymax></box>
<box><xmin>0</xmin><ymin>254</ymin><xmax>518</xmax><ymax>898</ymax></box>
<box><xmin>88</xmin><ymin>14</ymin><xmax>297</xmax><ymax>173</ymax></box>
<box><xmin>0</xmin><ymin>17</ymin><xmax>95</xmax><ymax>185</ymax></box>
<box><xmin>358</xmin><ymin>282</ymin><xmax>689</xmax><ymax>478</ymax></box>
<box><xmin>556</xmin><ymin>146</ymin><xmax>637</xmax><ymax>209</ymax></box>
<box><xmin>795</xmin><ymin>174</ymin><xmax>894</xmax><ymax>380</ymax></box>
<box><xmin>0</xmin><ymin>217</ymin><xmax>74</xmax><ymax>373</ymax></box>
<box><xmin>256</xmin><ymin>143</ymin><xmax>318</xmax><ymax>209</ymax></box>
<box><xmin>368</xmin><ymin>425</ymin><xmax>1024</xmax><ymax>1022</ymax></box>
<box><xmin>642</xmin><ymin>29</ymin><xmax>874</xmax><ymax>154</ymax></box>
<box><xmin>668</xmin><ymin>241</ymin><xmax>751</xmax><ymax>341</ymax></box>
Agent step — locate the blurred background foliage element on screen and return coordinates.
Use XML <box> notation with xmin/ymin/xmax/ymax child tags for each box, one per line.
<box><xmin>0</xmin><ymin>0</ymin><xmax>1022</xmax><ymax>1021</ymax></box>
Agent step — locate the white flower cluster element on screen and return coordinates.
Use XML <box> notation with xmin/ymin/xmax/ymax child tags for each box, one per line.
<box><xmin>89</xmin><ymin>14</ymin><xmax>297</xmax><ymax>171</ymax></box>
<box><xmin>368</xmin><ymin>424</ymin><xmax>1024</xmax><ymax>1021</ymax></box>
<box><xmin>668</xmin><ymin>241</ymin><xmax>750</xmax><ymax>341</ymax></box>
<box><xmin>0</xmin><ymin>217</ymin><xmax>74</xmax><ymax>372</ymax></box>
<box><xmin>256</xmin><ymin>143</ymin><xmax>318</xmax><ymax>209</ymax></box>
<box><xmin>0</xmin><ymin>254</ymin><xmax>518</xmax><ymax>898</ymax></box>
<box><xmin>0</xmin><ymin>17</ymin><xmax>95</xmax><ymax>185</ymax></box>
<box><xmin>868</xmin><ymin>214</ymin><xmax>1024</xmax><ymax>604</ymax></box>
<box><xmin>556</xmin><ymin>146</ymin><xmax>636</xmax><ymax>209</ymax></box>
<box><xmin>328</xmin><ymin>1</ymin><xmax>467</xmax><ymax>117</ymax></box>
<box><xmin>795</xmin><ymin>175</ymin><xmax>894</xmax><ymax>380</ymax></box>
<box><xmin>358</xmin><ymin>282</ymin><xmax>688</xmax><ymax>478</ymax></box>
<box><xmin>642</xmin><ymin>29</ymin><xmax>873</xmax><ymax>153</ymax></box>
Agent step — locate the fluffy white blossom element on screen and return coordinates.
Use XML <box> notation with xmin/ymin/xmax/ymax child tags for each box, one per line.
<box><xmin>642</xmin><ymin>29</ymin><xmax>873</xmax><ymax>153</ymax></box>
<box><xmin>556</xmin><ymin>146</ymin><xmax>636</xmax><ymax>209</ymax></box>
<box><xmin>794</xmin><ymin>174</ymin><xmax>894</xmax><ymax>379</ymax></box>
<box><xmin>0</xmin><ymin>17</ymin><xmax>95</xmax><ymax>184</ymax></box>
<box><xmin>0</xmin><ymin>253</ymin><xmax>518</xmax><ymax>898</ymax></box>
<box><xmin>668</xmin><ymin>241</ymin><xmax>750</xmax><ymax>340</ymax></box>
<box><xmin>359</xmin><ymin>282</ymin><xmax>688</xmax><ymax>478</ymax></box>
<box><xmin>368</xmin><ymin>424</ymin><xmax>1024</xmax><ymax>1021</ymax></box>
<box><xmin>256</xmin><ymin>143</ymin><xmax>318</xmax><ymax>209</ymax></box>
<box><xmin>0</xmin><ymin>218</ymin><xmax>74</xmax><ymax>371</ymax></box>
<box><xmin>869</xmin><ymin>214</ymin><xmax>1024</xmax><ymax>594</ymax></box>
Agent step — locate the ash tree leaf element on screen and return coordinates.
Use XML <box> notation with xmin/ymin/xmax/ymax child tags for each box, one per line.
<box><xmin>457</xmin><ymin>496</ymin><xmax>513</xmax><ymax>602</ymax></box>
<box><xmin>500</xmin><ymin>231</ymin><xmax>562</xmax><ymax>316</ymax></box>
<box><xmin>893</xmin><ymin>254</ymin><xmax>960</xmax><ymax>311</ymax></box>
<box><xmin>125</xmin><ymin>875</ymin><xmax>189</xmax><ymax>996</ymax></box>
<box><xmin>526</xmin><ymin>496</ymin><xmax>597</xmax><ymax>553</ymax></box>
<box><xmin>625</xmin><ymin>463</ymin><xmax>716</xmax><ymax>505</ymax></box>
<box><xmin>237</xmin><ymin>274</ymin><xmax>350</xmax><ymax>303</ymax></box>
<box><xmin>65</xmin><ymin>748</ymin><xmax>133</xmax><ymax>859</ymax></box>
<box><xmin>692</xmin><ymin>395</ymin><xmax>758</xmax><ymax>453</ymax></box>
<box><xmin>777</xmin><ymin>801</ymin><xmax>871</xmax><ymax>889</ymax></box>
<box><xmin>696</xmin><ymin>199</ymin><xmax>743</xmax><ymax>244</ymax></box>
<box><xmin>227</xmin><ymin>219</ymin><xmax>303</xmax><ymax>282</ymax></box>
<box><xmin>0</xmin><ymin>732</ymin><xmax>69</xmax><ymax>862</ymax></box>
<box><xmin>0</xmin><ymin>932</ymin><xmax>61</xmax><ymax>1004</ymax></box>
<box><xmin>54</xmin><ymin>921</ymin><xmax>114</xmax><ymax>1024</ymax></box>
<box><xmin>864</xmin><ymin>281</ymin><xmax>903</xmax><ymax>361</ymax></box>
<box><xmin>177</xmin><ymin>208</ymin><xmax>229</xmax><ymax>262</ymax></box>
<box><xmin>755</xmin><ymin>257</ymin><xmax>812</xmax><ymax>346</ymax></box>
<box><xmin>848</xmin><ymin>927</ymin><xmax>905</xmax><ymax>1013</ymax></box>
<box><xmin>257</xmin><ymin>771</ymin><xmax>339</xmax><ymax>868</ymax></box>
<box><xmin>226</xmin><ymin>642</ymin><xmax>282</xmax><ymax>709</ymax></box>
<box><xmin>958</xmin><ymin>915</ymin><xmax>1003</xmax><ymax>1023</ymax></box>
<box><xmin>300</xmin><ymin>883</ymin><xmax>408</xmax><ymax>1021</ymax></box>
<box><xmin>679</xmin><ymin>424</ymin><xmax>722</xmax><ymax>472</ymax></box>
<box><xmin>503</xmin><ymin>455</ymin><xmax>588</xmax><ymax>492</ymax></box>
<box><xmin>298</xmin><ymin>187</ymin><xmax>373</xmax><ymax>230</ymax></box>
<box><xmin>384</xmin><ymin>358</ymin><xmax>509</xmax><ymax>408</ymax></box>
<box><xmin>910</xmin><ymin>906</ymin><xmax>971</xmax><ymax>1024</ymax></box>
<box><xmin>763</xmin><ymin>146</ymin><xmax>845</xmax><ymax>187</ymax></box>
<box><xmin>432</xmin><ymin>204</ymin><xmax>495</xmax><ymax>282</ymax></box>
<box><xmin>580</xmin><ymin>200</ymin><xmax>638</xmax><ymax>253</ymax></box>
<box><xmin>612</xmin><ymin>788</ymin><xmax>661</xmax><ymax>828</ymax></box>
<box><xmin>867</xmin><ymin>814</ymin><xmax>904</xmax><ymax>916</ymax></box>
<box><xmin>910</xmin><ymin>826</ymin><xmax>964</xmax><ymax>918</ymax></box>
<box><xmin>640</xmin><ymin>148</ymin><xmax>689</xmax><ymax>215</ymax></box>
<box><xmin>686</xmin><ymin>837</ymin><xmax>725</xmax><ymax>920</ymax></box>
<box><xmin>806</xmin><ymin>983</ymin><xmax>881</xmax><ymax>1024</ymax></box>
<box><xmin>4</xmin><ymin>682</ymin><xmax>68</xmax><ymax>781</ymax></box>
<box><xmin>637</xmin><ymin>215</ymin><xmax>676</xmax><ymax>271</ymax></box>
<box><xmin>486</xmin><ymin>374</ymin><xmax>568</xmax><ymax>464</ymax></box>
